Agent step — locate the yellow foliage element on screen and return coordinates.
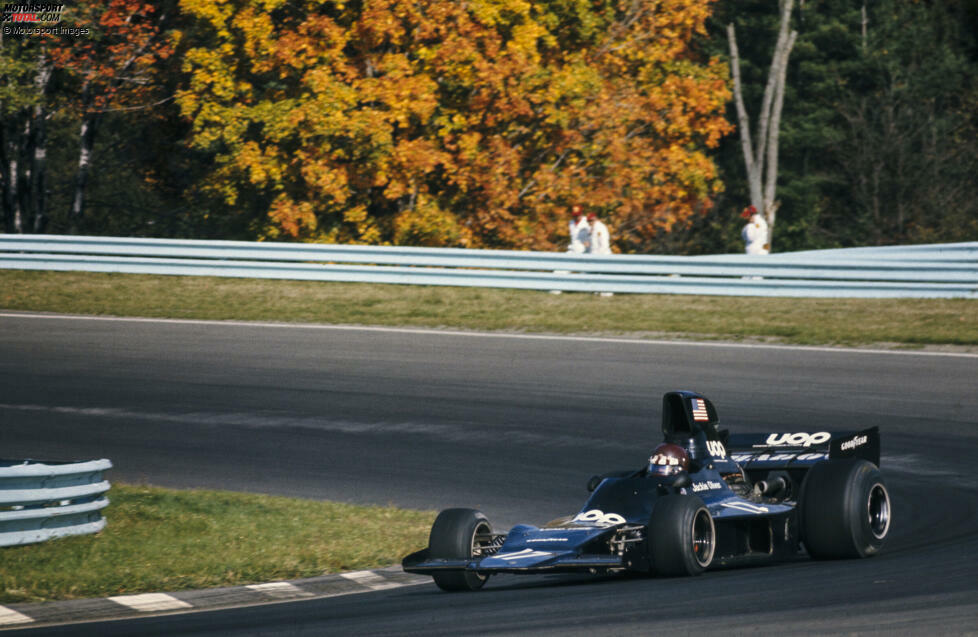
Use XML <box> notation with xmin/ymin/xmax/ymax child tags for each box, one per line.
<box><xmin>393</xmin><ymin>198</ymin><xmax>469</xmax><ymax>247</ymax></box>
<box><xmin>178</xmin><ymin>0</ymin><xmax>732</xmax><ymax>250</ymax></box>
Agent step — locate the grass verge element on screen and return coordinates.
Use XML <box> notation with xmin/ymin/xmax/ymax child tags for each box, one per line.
<box><xmin>2</xmin><ymin>270</ymin><xmax>977</xmax><ymax>347</ymax></box>
<box><xmin>0</xmin><ymin>484</ymin><xmax>435</xmax><ymax>604</ymax></box>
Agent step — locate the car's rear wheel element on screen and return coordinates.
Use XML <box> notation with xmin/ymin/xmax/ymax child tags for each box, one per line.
<box><xmin>648</xmin><ymin>495</ymin><xmax>715</xmax><ymax>576</ymax></box>
<box><xmin>800</xmin><ymin>458</ymin><xmax>892</xmax><ymax>559</ymax></box>
<box><xmin>428</xmin><ymin>508</ymin><xmax>493</xmax><ymax>591</ymax></box>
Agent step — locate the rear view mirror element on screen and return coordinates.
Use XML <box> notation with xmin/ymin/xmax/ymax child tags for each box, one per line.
<box><xmin>586</xmin><ymin>475</ymin><xmax>602</xmax><ymax>492</ymax></box>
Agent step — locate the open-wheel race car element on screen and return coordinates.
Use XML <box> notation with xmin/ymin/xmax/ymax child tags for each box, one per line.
<box><xmin>402</xmin><ymin>390</ymin><xmax>892</xmax><ymax>591</ymax></box>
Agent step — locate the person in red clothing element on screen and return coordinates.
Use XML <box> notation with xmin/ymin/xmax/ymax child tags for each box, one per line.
<box><xmin>740</xmin><ymin>205</ymin><xmax>770</xmax><ymax>255</ymax></box>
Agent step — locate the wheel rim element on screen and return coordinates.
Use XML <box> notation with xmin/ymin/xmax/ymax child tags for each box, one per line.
<box><xmin>470</xmin><ymin>521</ymin><xmax>493</xmax><ymax>582</ymax></box>
<box><xmin>690</xmin><ymin>508</ymin><xmax>715</xmax><ymax>567</ymax></box>
<box><xmin>868</xmin><ymin>483</ymin><xmax>891</xmax><ymax>540</ymax></box>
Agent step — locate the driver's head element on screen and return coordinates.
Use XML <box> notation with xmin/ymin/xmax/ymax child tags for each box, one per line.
<box><xmin>648</xmin><ymin>443</ymin><xmax>689</xmax><ymax>476</ymax></box>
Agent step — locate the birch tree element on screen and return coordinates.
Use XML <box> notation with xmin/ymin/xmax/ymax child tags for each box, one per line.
<box><xmin>0</xmin><ymin>38</ymin><xmax>51</xmax><ymax>234</ymax></box>
<box><xmin>726</xmin><ymin>0</ymin><xmax>797</xmax><ymax>250</ymax></box>
<box><xmin>51</xmin><ymin>0</ymin><xmax>172</xmax><ymax>233</ymax></box>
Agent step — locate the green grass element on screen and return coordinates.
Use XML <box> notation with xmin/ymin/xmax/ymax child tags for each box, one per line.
<box><xmin>0</xmin><ymin>485</ymin><xmax>435</xmax><ymax>604</ymax></box>
<box><xmin>2</xmin><ymin>270</ymin><xmax>977</xmax><ymax>347</ymax></box>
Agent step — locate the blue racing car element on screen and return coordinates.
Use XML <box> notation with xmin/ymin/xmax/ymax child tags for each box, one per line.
<box><xmin>402</xmin><ymin>390</ymin><xmax>891</xmax><ymax>591</ymax></box>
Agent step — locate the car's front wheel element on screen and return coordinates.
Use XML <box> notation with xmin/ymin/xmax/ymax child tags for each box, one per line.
<box><xmin>428</xmin><ymin>508</ymin><xmax>493</xmax><ymax>591</ymax></box>
<box><xmin>647</xmin><ymin>495</ymin><xmax>715</xmax><ymax>576</ymax></box>
<box><xmin>800</xmin><ymin>458</ymin><xmax>892</xmax><ymax>559</ymax></box>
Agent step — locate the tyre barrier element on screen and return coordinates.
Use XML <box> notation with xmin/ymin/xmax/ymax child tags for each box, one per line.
<box><xmin>0</xmin><ymin>458</ymin><xmax>112</xmax><ymax>547</ymax></box>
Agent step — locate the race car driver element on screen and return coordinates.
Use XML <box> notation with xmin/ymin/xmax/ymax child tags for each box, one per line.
<box><xmin>648</xmin><ymin>443</ymin><xmax>689</xmax><ymax>476</ymax></box>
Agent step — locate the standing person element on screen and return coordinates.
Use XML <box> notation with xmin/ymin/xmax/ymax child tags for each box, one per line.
<box><xmin>567</xmin><ymin>204</ymin><xmax>590</xmax><ymax>254</ymax></box>
<box><xmin>587</xmin><ymin>212</ymin><xmax>611</xmax><ymax>256</ymax></box>
<box><xmin>587</xmin><ymin>212</ymin><xmax>614</xmax><ymax>296</ymax></box>
<box><xmin>741</xmin><ymin>205</ymin><xmax>770</xmax><ymax>255</ymax></box>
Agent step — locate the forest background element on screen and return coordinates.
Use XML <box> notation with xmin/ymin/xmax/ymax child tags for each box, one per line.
<box><xmin>2</xmin><ymin>0</ymin><xmax>976</xmax><ymax>255</ymax></box>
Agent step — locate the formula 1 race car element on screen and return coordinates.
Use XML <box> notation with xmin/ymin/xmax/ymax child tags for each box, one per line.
<box><xmin>403</xmin><ymin>390</ymin><xmax>892</xmax><ymax>591</ymax></box>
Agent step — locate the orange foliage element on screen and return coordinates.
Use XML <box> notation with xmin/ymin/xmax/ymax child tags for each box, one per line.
<box><xmin>178</xmin><ymin>0</ymin><xmax>732</xmax><ymax>250</ymax></box>
<box><xmin>49</xmin><ymin>0</ymin><xmax>171</xmax><ymax>110</ymax></box>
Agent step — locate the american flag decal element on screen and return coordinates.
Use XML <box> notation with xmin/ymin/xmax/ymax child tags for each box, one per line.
<box><xmin>691</xmin><ymin>398</ymin><xmax>709</xmax><ymax>421</ymax></box>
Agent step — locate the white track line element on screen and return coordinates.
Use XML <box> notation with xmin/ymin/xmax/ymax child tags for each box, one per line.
<box><xmin>108</xmin><ymin>593</ymin><xmax>193</xmax><ymax>612</ymax></box>
<box><xmin>246</xmin><ymin>582</ymin><xmax>313</xmax><ymax>599</ymax></box>
<box><xmin>340</xmin><ymin>571</ymin><xmax>402</xmax><ymax>591</ymax></box>
<box><xmin>1</xmin><ymin>312</ymin><xmax>976</xmax><ymax>359</ymax></box>
<box><xmin>0</xmin><ymin>606</ymin><xmax>33</xmax><ymax>626</ymax></box>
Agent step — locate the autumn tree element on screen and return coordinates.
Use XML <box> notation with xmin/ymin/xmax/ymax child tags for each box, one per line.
<box><xmin>176</xmin><ymin>0</ymin><xmax>732</xmax><ymax>251</ymax></box>
<box><xmin>0</xmin><ymin>1</ymin><xmax>174</xmax><ymax>234</ymax></box>
<box><xmin>50</xmin><ymin>0</ymin><xmax>173</xmax><ymax>232</ymax></box>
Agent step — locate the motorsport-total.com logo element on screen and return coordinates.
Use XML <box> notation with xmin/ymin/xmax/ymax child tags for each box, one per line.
<box><xmin>2</xmin><ymin>3</ymin><xmax>90</xmax><ymax>36</ymax></box>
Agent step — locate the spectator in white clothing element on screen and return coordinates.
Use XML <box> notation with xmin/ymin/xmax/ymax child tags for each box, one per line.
<box><xmin>587</xmin><ymin>212</ymin><xmax>611</xmax><ymax>255</ymax></box>
<box><xmin>567</xmin><ymin>204</ymin><xmax>590</xmax><ymax>253</ymax></box>
<box><xmin>587</xmin><ymin>212</ymin><xmax>613</xmax><ymax>296</ymax></box>
<box><xmin>740</xmin><ymin>205</ymin><xmax>770</xmax><ymax>255</ymax></box>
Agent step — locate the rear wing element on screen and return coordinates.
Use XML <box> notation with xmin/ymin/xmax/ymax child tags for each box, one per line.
<box><xmin>726</xmin><ymin>426</ymin><xmax>880</xmax><ymax>471</ymax></box>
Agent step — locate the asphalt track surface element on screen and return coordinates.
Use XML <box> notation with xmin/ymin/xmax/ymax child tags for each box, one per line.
<box><xmin>2</xmin><ymin>312</ymin><xmax>977</xmax><ymax>635</ymax></box>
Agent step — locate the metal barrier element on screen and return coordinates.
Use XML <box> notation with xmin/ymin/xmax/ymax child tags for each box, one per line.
<box><xmin>0</xmin><ymin>234</ymin><xmax>975</xmax><ymax>298</ymax></box>
<box><xmin>0</xmin><ymin>459</ymin><xmax>112</xmax><ymax>547</ymax></box>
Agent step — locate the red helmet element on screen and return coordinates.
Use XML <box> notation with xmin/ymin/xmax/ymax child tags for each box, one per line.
<box><xmin>648</xmin><ymin>443</ymin><xmax>689</xmax><ymax>476</ymax></box>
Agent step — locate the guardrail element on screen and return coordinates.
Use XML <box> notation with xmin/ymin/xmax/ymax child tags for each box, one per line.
<box><xmin>0</xmin><ymin>458</ymin><xmax>112</xmax><ymax>547</ymax></box>
<box><xmin>1</xmin><ymin>234</ymin><xmax>975</xmax><ymax>298</ymax></box>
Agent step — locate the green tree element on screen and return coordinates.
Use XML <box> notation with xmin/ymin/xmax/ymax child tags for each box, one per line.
<box><xmin>0</xmin><ymin>33</ymin><xmax>52</xmax><ymax>233</ymax></box>
<box><xmin>827</xmin><ymin>0</ymin><xmax>978</xmax><ymax>245</ymax></box>
<box><xmin>684</xmin><ymin>0</ymin><xmax>978</xmax><ymax>255</ymax></box>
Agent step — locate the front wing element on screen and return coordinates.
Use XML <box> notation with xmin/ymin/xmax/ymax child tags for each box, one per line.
<box><xmin>402</xmin><ymin>547</ymin><xmax>627</xmax><ymax>575</ymax></box>
<box><xmin>402</xmin><ymin>523</ymin><xmax>630</xmax><ymax>575</ymax></box>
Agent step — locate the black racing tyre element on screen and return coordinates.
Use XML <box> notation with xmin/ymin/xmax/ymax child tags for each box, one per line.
<box><xmin>428</xmin><ymin>508</ymin><xmax>492</xmax><ymax>592</ymax></box>
<box><xmin>800</xmin><ymin>458</ymin><xmax>892</xmax><ymax>559</ymax></box>
<box><xmin>648</xmin><ymin>495</ymin><xmax>715</xmax><ymax>576</ymax></box>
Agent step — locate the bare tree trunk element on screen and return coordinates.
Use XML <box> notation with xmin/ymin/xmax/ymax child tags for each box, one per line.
<box><xmin>31</xmin><ymin>110</ymin><xmax>48</xmax><ymax>233</ymax></box>
<box><xmin>8</xmin><ymin>125</ymin><xmax>22</xmax><ymax>233</ymax></box>
<box><xmin>762</xmin><ymin>29</ymin><xmax>797</xmax><ymax>243</ymax></box>
<box><xmin>726</xmin><ymin>25</ymin><xmax>762</xmax><ymax>208</ymax></box>
<box><xmin>18</xmin><ymin>118</ymin><xmax>31</xmax><ymax>233</ymax></box>
<box><xmin>69</xmin><ymin>78</ymin><xmax>99</xmax><ymax>233</ymax></box>
<box><xmin>727</xmin><ymin>0</ymin><xmax>797</xmax><ymax>251</ymax></box>
<box><xmin>69</xmin><ymin>112</ymin><xmax>99</xmax><ymax>233</ymax></box>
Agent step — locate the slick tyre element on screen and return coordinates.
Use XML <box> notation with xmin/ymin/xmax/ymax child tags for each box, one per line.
<box><xmin>800</xmin><ymin>458</ymin><xmax>892</xmax><ymax>559</ymax></box>
<box><xmin>428</xmin><ymin>508</ymin><xmax>492</xmax><ymax>592</ymax></box>
<box><xmin>648</xmin><ymin>495</ymin><xmax>715</xmax><ymax>576</ymax></box>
